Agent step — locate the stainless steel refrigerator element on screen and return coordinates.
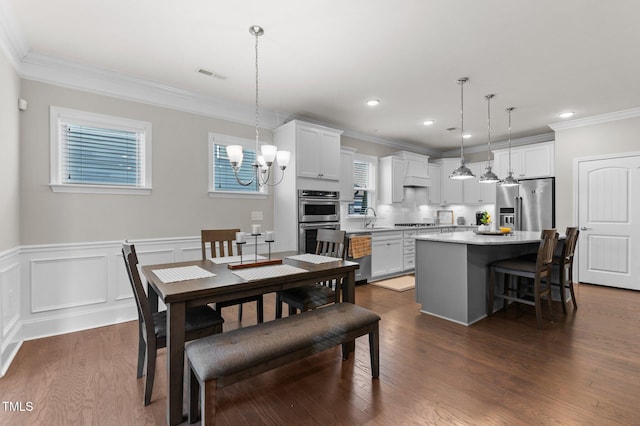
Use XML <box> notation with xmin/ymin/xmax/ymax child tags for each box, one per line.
<box><xmin>496</xmin><ymin>177</ymin><xmax>555</xmax><ymax>231</ymax></box>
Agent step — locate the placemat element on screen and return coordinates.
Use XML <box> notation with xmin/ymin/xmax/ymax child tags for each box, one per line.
<box><xmin>285</xmin><ymin>253</ymin><xmax>343</xmax><ymax>264</ymax></box>
<box><xmin>210</xmin><ymin>255</ymin><xmax>266</xmax><ymax>264</ymax></box>
<box><xmin>152</xmin><ymin>265</ymin><xmax>215</xmax><ymax>283</ymax></box>
<box><xmin>231</xmin><ymin>264</ymin><xmax>308</xmax><ymax>281</ymax></box>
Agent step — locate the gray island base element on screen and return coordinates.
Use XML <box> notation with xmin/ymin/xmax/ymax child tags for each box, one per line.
<box><xmin>414</xmin><ymin>231</ymin><xmax>543</xmax><ymax>326</ymax></box>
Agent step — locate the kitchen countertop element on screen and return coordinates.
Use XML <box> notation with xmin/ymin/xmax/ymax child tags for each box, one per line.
<box><xmin>414</xmin><ymin>230</ymin><xmax>545</xmax><ymax>245</ymax></box>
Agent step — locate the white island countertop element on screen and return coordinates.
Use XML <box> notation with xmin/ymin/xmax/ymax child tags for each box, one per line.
<box><xmin>414</xmin><ymin>230</ymin><xmax>545</xmax><ymax>245</ymax></box>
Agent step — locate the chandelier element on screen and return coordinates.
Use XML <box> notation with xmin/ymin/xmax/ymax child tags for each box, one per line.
<box><xmin>226</xmin><ymin>26</ymin><xmax>290</xmax><ymax>187</ymax></box>
<box><xmin>450</xmin><ymin>77</ymin><xmax>475</xmax><ymax>180</ymax></box>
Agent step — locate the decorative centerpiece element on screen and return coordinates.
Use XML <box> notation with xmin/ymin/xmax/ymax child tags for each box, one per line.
<box><xmin>478</xmin><ymin>211</ymin><xmax>492</xmax><ymax>232</ymax></box>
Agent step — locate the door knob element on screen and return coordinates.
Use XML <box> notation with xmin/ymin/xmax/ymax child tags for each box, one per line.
<box><xmin>580</xmin><ymin>226</ymin><xmax>590</xmax><ymax>231</ymax></box>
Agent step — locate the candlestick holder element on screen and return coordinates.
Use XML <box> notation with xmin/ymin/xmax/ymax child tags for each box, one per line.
<box><xmin>228</xmin><ymin>233</ymin><xmax>283</xmax><ymax>270</ymax></box>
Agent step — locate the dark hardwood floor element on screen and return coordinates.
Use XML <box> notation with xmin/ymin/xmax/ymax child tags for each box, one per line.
<box><xmin>1</xmin><ymin>282</ymin><xmax>639</xmax><ymax>425</ymax></box>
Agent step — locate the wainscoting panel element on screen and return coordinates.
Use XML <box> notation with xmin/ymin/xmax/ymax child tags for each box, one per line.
<box><xmin>30</xmin><ymin>255</ymin><xmax>108</xmax><ymax>313</ymax></box>
<box><xmin>0</xmin><ymin>248</ymin><xmax>22</xmax><ymax>377</ymax></box>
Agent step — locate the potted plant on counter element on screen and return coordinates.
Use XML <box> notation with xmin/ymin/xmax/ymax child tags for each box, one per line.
<box><xmin>478</xmin><ymin>211</ymin><xmax>492</xmax><ymax>232</ymax></box>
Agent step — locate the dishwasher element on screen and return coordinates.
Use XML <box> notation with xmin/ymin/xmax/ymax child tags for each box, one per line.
<box><xmin>346</xmin><ymin>233</ymin><xmax>372</xmax><ymax>284</ymax></box>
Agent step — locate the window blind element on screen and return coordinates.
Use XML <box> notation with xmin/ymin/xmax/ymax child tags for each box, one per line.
<box><xmin>353</xmin><ymin>160</ymin><xmax>370</xmax><ymax>188</ymax></box>
<box><xmin>214</xmin><ymin>144</ymin><xmax>260</xmax><ymax>192</ymax></box>
<box><xmin>61</xmin><ymin>124</ymin><xmax>143</xmax><ymax>186</ymax></box>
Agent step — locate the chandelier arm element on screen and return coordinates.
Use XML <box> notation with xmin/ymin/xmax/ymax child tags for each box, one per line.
<box><xmin>233</xmin><ymin>165</ymin><xmax>257</xmax><ymax>187</ymax></box>
<box><xmin>262</xmin><ymin>168</ymin><xmax>287</xmax><ymax>186</ymax></box>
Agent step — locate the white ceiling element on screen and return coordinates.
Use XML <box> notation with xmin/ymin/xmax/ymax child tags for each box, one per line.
<box><xmin>4</xmin><ymin>0</ymin><xmax>640</xmax><ymax>151</ymax></box>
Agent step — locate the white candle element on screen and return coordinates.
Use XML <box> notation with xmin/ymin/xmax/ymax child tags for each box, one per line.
<box><xmin>251</xmin><ymin>224</ymin><xmax>261</xmax><ymax>235</ymax></box>
<box><xmin>265</xmin><ymin>231</ymin><xmax>274</xmax><ymax>241</ymax></box>
<box><xmin>235</xmin><ymin>231</ymin><xmax>245</xmax><ymax>243</ymax></box>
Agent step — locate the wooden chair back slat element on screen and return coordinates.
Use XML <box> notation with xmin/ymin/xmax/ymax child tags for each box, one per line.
<box><xmin>315</xmin><ymin>229</ymin><xmax>347</xmax><ymax>259</ymax></box>
<box><xmin>122</xmin><ymin>242</ymin><xmax>154</xmax><ymax>340</ymax></box>
<box><xmin>201</xmin><ymin>229</ymin><xmax>241</xmax><ymax>260</ymax></box>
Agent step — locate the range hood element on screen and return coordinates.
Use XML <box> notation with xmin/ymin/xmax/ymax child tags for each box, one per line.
<box><xmin>399</xmin><ymin>151</ymin><xmax>431</xmax><ymax>187</ymax></box>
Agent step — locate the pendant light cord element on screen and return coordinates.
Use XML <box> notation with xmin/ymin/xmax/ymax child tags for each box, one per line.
<box><xmin>254</xmin><ymin>29</ymin><xmax>260</xmax><ymax>154</ymax></box>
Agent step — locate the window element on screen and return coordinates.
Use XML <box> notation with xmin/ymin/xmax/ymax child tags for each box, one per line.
<box><xmin>208</xmin><ymin>133</ymin><xmax>267</xmax><ymax>198</ymax></box>
<box><xmin>50</xmin><ymin>107</ymin><xmax>152</xmax><ymax>194</ymax></box>
<box><xmin>348</xmin><ymin>155</ymin><xmax>376</xmax><ymax>215</ymax></box>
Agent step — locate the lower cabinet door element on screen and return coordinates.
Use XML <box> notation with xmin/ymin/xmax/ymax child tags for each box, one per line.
<box><xmin>371</xmin><ymin>234</ymin><xmax>403</xmax><ymax>277</ymax></box>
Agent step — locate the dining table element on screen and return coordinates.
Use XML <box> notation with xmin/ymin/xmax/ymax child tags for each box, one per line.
<box><xmin>141</xmin><ymin>251</ymin><xmax>359</xmax><ymax>426</ymax></box>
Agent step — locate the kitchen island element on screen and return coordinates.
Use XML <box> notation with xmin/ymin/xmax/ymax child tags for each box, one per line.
<box><xmin>414</xmin><ymin>231</ymin><xmax>544</xmax><ymax>326</ymax></box>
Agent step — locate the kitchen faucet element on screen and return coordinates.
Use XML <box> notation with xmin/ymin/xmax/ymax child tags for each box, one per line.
<box><xmin>363</xmin><ymin>207</ymin><xmax>377</xmax><ymax>228</ymax></box>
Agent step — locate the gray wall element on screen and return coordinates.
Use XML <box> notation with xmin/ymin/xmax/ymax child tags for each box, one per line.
<box><xmin>554</xmin><ymin>116</ymin><xmax>640</xmax><ymax>232</ymax></box>
<box><xmin>0</xmin><ymin>48</ymin><xmax>20</xmax><ymax>251</ymax></box>
<box><xmin>19</xmin><ymin>80</ymin><xmax>276</xmax><ymax>245</ymax></box>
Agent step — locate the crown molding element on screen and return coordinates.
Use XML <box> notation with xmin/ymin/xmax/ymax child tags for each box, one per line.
<box><xmin>0</xmin><ymin>5</ymin><xmax>554</xmax><ymax>156</ymax></box>
<box><xmin>548</xmin><ymin>107</ymin><xmax>640</xmax><ymax>131</ymax></box>
<box><xmin>0</xmin><ymin>0</ymin><xmax>29</xmax><ymax>70</ymax></box>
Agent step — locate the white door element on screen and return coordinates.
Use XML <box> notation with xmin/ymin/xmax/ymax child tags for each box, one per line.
<box><xmin>578</xmin><ymin>155</ymin><xmax>640</xmax><ymax>290</ymax></box>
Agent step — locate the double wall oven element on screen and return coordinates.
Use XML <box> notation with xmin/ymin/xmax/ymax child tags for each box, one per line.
<box><xmin>298</xmin><ymin>190</ymin><xmax>340</xmax><ymax>254</ymax></box>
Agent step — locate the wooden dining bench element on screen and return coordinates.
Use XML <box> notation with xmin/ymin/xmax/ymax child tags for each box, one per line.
<box><xmin>186</xmin><ymin>302</ymin><xmax>380</xmax><ymax>425</ymax></box>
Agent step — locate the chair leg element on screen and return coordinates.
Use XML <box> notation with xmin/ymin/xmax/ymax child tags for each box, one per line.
<box><xmin>256</xmin><ymin>297</ymin><xmax>264</xmax><ymax>323</ymax></box>
<box><xmin>503</xmin><ymin>274</ymin><xmax>510</xmax><ymax>312</ymax></box>
<box><xmin>533</xmin><ymin>278</ymin><xmax>544</xmax><ymax>330</ymax></box>
<box><xmin>288</xmin><ymin>304</ymin><xmax>297</xmax><ymax>316</ymax></box>
<box><xmin>237</xmin><ymin>303</ymin><xmax>243</xmax><ymax>322</ymax></box>
<box><xmin>136</xmin><ymin>323</ymin><xmax>145</xmax><ymax>378</ymax></box>
<box><xmin>568</xmin><ymin>265</ymin><xmax>578</xmax><ymax>310</ymax></box>
<box><xmin>559</xmin><ymin>266</ymin><xmax>568</xmax><ymax>314</ymax></box>
<box><xmin>144</xmin><ymin>340</ymin><xmax>157</xmax><ymax>406</ymax></box>
<box><xmin>275</xmin><ymin>294</ymin><xmax>283</xmax><ymax>319</ymax></box>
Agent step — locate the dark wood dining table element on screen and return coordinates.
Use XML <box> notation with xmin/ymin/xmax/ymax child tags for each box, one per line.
<box><xmin>141</xmin><ymin>251</ymin><xmax>359</xmax><ymax>426</ymax></box>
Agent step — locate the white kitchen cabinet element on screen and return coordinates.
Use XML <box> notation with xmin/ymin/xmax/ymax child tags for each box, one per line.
<box><xmin>339</xmin><ymin>148</ymin><xmax>356</xmax><ymax>202</ymax></box>
<box><xmin>371</xmin><ymin>232</ymin><xmax>403</xmax><ymax>278</ymax></box>
<box><xmin>493</xmin><ymin>141</ymin><xmax>555</xmax><ymax>179</ymax></box>
<box><xmin>379</xmin><ymin>156</ymin><xmax>405</xmax><ymax>204</ymax></box>
<box><xmin>427</xmin><ymin>162</ymin><xmax>441</xmax><ymax>204</ymax></box>
<box><xmin>402</xmin><ymin>230</ymin><xmax>417</xmax><ymax>271</ymax></box>
<box><xmin>463</xmin><ymin>162</ymin><xmax>496</xmax><ymax>204</ymax></box>
<box><xmin>436</xmin><ymin>158</ymin><xmax>463</xmax><ymax>205</ymax></box>
<box><xmin>275</xmin><ymin>120</ymin><xmax>342</xmax><ymax>183</ymax></box>
<box><xmin>296</xmin><ymin>124</ymin><xmax>341</xmax><ymax>180</ymax></box>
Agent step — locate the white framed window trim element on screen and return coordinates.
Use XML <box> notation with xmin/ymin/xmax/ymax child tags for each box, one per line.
<box><xmin>49</xmin><ymin>106</ymin><xmax>152</xmax><ymax>195</ymax></box>
<box><xmin>208</xmin><ymin>132</ymin><xmax>269</xmax><ymax>199</ymax></box>
<box><xmin>348</xmin><ymin>153</ymin><xmax>377</xmax><ymax>217</ymax></box>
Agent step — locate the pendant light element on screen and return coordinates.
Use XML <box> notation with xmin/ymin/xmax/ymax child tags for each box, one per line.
<box><xmin>450</xmin><ymin>77</ymin><xmax>475</xmax><ymax>180</ymax></box>
<box><xmin>479</xmin><ymin>94</ymin><xmax>500</xmax><ymax>183</ymax></box>
<box><xmin>500</xmin><ymin>107</ymin><xmax>519</xmax><ymax>186</ymax></box>
<box><xmin>227</xmin><ymin>26</ymin><xmax>290</xmax><ymax>187</ymax></box>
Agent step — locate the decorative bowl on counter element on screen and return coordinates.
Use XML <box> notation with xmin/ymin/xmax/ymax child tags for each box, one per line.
<box><xmin>499</xmin><ymin>227</ymin><xmax>512</xmax><ymax>233</ymax></box>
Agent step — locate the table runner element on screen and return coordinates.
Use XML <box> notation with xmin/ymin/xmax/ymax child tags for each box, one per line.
<box><xmin>285</xmin><ymin>253</ymin><xmax>343</xmax><ymax>264</ymax></box>
<box><xmin>231</xmin><ymin>264</ymin><xmax>308</xmax><ymax>281</ymax></box>
<box><xmin>152</xmin><ymin>265</ymin><xmax>216</xmax><ymax>283</ymax></box>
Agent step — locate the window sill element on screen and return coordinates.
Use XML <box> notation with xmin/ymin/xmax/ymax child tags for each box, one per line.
<box><xmin>208</xmin><ymin>190</ymin><xmax>269</xmax><ymax>199</ymax></box>
<box><xmin>50</xmin><ymin>184</ymin><xmax>151</xmax><ymax>195</ymax></box>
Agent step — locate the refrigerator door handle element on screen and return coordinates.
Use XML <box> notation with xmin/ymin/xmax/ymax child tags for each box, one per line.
<box><xmin>517</xmin><ymin>196</ymin><xmax>523</xmax><ymax>231</ymax></box>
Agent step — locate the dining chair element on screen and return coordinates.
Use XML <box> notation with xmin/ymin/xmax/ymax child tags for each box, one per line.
<box><xmin>487</xmin><ymin>229</ymin><xmax>559</xmax><ymax>329</ymax></box>
<box><xmin>275</xmin><ymin>229</ymin><xmax>347</xmax><ymax>319</ymax></box>
<box><xmin>201</xmin><ymin>229</ymin><xmax>264</xmax><ymax>323</ymax></box>
<box><xmin>122</xmin><ymin>242</ymin><xmax>224</xmax><ymax>406</ymax></box>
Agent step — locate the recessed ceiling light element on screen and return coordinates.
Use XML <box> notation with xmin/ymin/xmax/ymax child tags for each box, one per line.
<box><xmin>366</xmin><ymin>99</ymin><xmax>380</xmax><ymax>107</ymax></box>
<box><xmin>423</xmin><ymin>120</ymin><xmax>435</xmax><ymax>126</ymax></box>
<box><xmin>559</xmin><ymin>111</ymin><xmax>575</xmax><ymax>118</ymax></box>
<box><xmin>463</xmin><ymin>134</ymin><xmax>472</xmax><ymax>139</ymax></box>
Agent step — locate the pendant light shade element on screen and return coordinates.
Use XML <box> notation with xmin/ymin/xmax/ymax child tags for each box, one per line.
<box><xmin>479</xmin><ymin>94</ymin><xmax>500</xmax><ymax>183</ymax></box>
<box><xmin>450</xmin><ymin>77</ymin><xmax>475</xmax><ymax>180</ymax></box>
<box><xmin>500</xmin><ymin>107</ymin><xmax>519</xmax><ymax>187</ymax></box>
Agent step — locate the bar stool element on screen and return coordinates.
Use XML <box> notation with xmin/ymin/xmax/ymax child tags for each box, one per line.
<box><xmin>488</xmin><ymin>229</ymin><xmax>559</xmax><ymax>329</ymax></box>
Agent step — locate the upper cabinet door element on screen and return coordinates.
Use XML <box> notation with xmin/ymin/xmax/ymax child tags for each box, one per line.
<box><xmin>427</xmin><ymin>163</ymin><xmax>441</xmax><ymax>204</ymax></box>
<box><xmin>493</xmin><ymin>141</ymin><xmax>554</xmax><ymax>179</ymax></box>
<box><xmin>296</xmin><ymin>125</ymin><xmax>341</xmax><ymax>181</ymax></box>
